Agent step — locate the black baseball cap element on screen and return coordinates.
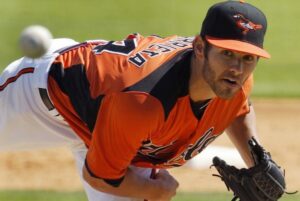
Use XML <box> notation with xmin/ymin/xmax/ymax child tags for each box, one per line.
<box><xmin>200</xmin><ymin>0</ymin><xmax>270</xmax><ymax>58</ymax></box>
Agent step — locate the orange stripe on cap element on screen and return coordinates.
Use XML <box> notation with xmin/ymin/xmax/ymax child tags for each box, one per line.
<box><xmin>206</xmin><ymin>36</ymin><xmax>271</xmax><ymax>59</ymax></box>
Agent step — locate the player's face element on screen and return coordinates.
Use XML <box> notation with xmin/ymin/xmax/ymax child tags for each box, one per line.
<box><xmin>202</xmin><ymin>46</ymin><xmax>258</xmax><ymax>99</ymax></box>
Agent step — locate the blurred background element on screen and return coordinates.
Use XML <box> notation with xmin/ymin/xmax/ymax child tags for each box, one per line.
<box><xmin>0</xmin><ymin>0</ymin><xmax>299</xmax><ymax>200</ymax></box>
<box><xmin>1</xmin><ymin>0</ymin><xmax>299</xmax><ymax>97</ymax></box>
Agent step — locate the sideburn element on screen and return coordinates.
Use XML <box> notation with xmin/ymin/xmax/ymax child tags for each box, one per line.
<box><xmin>203</xmin><ymin>41</ymin><xmax>212</xmax><ymax>59</ymax></box>
<box><xmin>202</xmin><ymin>57</ymin><xmax>217</xmax><ymax>91</ymax></box>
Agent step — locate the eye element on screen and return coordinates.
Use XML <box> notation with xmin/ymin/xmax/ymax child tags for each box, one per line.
<box><xmin>243</xmin><ymin>54</ymin><xmax>256</xmax><ymax>63</ymax></box>
<box><xmin>222</xmin><ymin>50</ymin><xmax>234</xmax><ymax>58</ymax></box>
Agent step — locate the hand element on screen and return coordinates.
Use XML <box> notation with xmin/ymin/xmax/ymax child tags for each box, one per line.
<box><xmin>211</xmin><ymin>138</ymin><xmax>287</xmax><ymax>201</ymax></box>
<box><xmin>149</xmin><ymin>169</ymin><xmax>179</xmax><ymax>201</ymax></box>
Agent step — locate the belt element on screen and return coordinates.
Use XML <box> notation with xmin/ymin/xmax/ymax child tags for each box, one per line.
<box><xmin>38</xmin><ymin>88</ymin><xmax>65</xmax><ymax>121</ymax></box>
<box><xmin>38</xmin><ymin>88</ymin><xmax>55</xmax><ymax>111</ymax></box>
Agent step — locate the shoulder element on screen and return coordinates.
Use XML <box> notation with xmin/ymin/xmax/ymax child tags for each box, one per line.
<box><xmin>48</xmin><ymin>38</ymin><xmax>79</xmax><ymax>53</ymax></box>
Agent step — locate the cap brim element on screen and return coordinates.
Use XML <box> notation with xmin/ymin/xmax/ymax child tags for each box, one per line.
<box><xmin>206</xmin><ymin>36</ymin><xmax>271</xmax><ymax>59</ymax></box>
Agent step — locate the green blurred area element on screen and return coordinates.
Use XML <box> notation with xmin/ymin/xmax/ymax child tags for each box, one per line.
<box><xmin>0</xmin><ymin>0</ymin><xmax>299</xmax><ymax>97</ymax></box>
<box><xmin>0</xmin><ymin>190</ymin><xmax>299</xmax><ymax>201</ymax></box>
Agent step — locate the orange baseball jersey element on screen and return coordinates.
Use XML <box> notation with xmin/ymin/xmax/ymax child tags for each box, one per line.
<box><xmin>47</xmin><ymin>33</ymin><xmax>252</xmax><ymax>186</ymax></box>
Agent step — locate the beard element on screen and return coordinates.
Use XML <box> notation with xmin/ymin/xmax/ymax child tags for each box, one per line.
<box><xmin>202</xmin><ymin>59</ymin><xmax>242</xmax><ymax>99</ymax></box>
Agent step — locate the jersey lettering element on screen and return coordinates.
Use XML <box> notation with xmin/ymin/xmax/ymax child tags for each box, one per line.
<box><xmin>92</xmin><ymin>36</ymin><xmax>193</xmax><ymax>68</ymax></box>
<box><xmin>141</xmin><ymin>49</ymin><xmax>160</xmax><ymax>57</ymax></box>
<box><xmin>164</xmin><ymin>127</ymin><xmax>217</xmax><ymax>167</ymax></box>
<box><xmin>93</xmin><ymin>39</ymin><xmax>136</xmax><ymax>56</ymax></box>
<box><xmin>135</xmin><ymin>127</ymin><xmax>217</xmax><ymax>167</ymax></box>
<box><xmin>183</xmin><ymin>128</ymin><xmax>216</xmax><ymax>161</ymax></box>
<box><xmin>128</xmin><ymin>53</ymin><xmax>147</xmax><ymax>67</ymax></box>
<box><xmin>138</xmin><ymin>140</ymin><xmax>175</xmax><ymax>157</ymax></box>
<box><xmin>169</xmin><ymin>41</ymin><xmax>189</xmax><ymax>48</ymax></box>
<box><xmin>155</xmin><ymin>45</ymin><xmax>173</xmax><ymax>52</ymax></box>
<box><xmin>129</xmin><ymin>36</ymin><xmax>193</xmax><ymax>67</ymax></box>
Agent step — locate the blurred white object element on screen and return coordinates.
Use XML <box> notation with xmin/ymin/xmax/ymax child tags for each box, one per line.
<box><xmin>186</xmin><ymin>146</ymin><xmax>246</xmax><ymax>169</ymax></box>
<box><xmin>19</xmin><ymin>25</ymin><xmax>53</xmax><ymax>58</ymax></box>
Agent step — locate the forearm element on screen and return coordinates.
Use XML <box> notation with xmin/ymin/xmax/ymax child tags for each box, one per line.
<box><xmin>83</xmin><ymin>166</ymin><xmax>177</xmax><ymax>200</ymax></box>
<box><xmin>226</xmin><ymin>105</ymin><xmax>259</xmax><ymax>167</ymax></box>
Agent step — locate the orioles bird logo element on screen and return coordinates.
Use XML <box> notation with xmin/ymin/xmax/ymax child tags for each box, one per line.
<box><xmin>233</xmin><ymin>14</ymin><xmax>263</xmax><ymax>35</ymax></box>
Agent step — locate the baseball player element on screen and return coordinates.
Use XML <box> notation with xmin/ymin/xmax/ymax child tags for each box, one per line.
<box><xmin>0</xmin><ymin>1</ymin><xmax>276</xmax><ymax>201</ymax></box>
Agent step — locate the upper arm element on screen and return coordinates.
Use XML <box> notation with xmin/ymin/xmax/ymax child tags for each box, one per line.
<box><xmin>82</xmin><ymin>163</ymin><xmax>108</xmax><ymax>190</ymax></box>
<box><xmin>85</xmin><ymin>92</ymin><xmax>164</xmax><ymax>184</ymax></box>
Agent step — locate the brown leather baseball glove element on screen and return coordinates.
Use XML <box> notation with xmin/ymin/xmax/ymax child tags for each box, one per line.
<box><xmin>212</xmin><ymin>137</ymin><xmax>286</xmax><ymax>201</ymax></box>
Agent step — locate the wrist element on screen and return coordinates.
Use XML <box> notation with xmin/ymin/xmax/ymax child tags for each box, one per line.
<box><xmin>141</xmin><ymin>178</ymin><xmax>162</xmax><ymax>200</ymax></box>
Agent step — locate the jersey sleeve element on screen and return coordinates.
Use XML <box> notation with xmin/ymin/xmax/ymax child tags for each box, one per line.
<box><xmin>235</xmin><ymin>74</ymin><xmax>254</xmax><ymax>117</ymax></box>
<box><xmin>85</xmin><ymin>92</ymin><xmax>164</xmax><ymax>185</ymax></box>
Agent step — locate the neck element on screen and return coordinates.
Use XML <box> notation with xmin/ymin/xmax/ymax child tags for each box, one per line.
<box><xmin>189</xmin><ymin>53</ymin><xmax>215</xmax><ymax>102</ymax></box>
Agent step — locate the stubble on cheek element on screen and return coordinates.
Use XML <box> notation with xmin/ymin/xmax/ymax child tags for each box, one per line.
<box><xmin>202</xmin><ymin>60</ymin><xmax>239</xmax><ymax>99</ymax></box>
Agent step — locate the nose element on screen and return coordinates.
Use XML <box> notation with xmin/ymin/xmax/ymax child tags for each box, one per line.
<box><xmin>229</xmin><ymin>59</ymin><xmax>243</xmax><ymax>75</ymax></box>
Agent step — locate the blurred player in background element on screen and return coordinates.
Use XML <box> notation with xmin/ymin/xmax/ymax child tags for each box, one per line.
<box><xmin>0</xmin><ymin>1</ymin><xmax>272</xmax><ymax>201</ymax></box>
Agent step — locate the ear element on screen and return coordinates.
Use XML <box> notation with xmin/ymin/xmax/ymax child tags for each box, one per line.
<box><xmin>193</xmin><ymin>35</ymin><xmax>205</xmax><ymax>58</ymax></box>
